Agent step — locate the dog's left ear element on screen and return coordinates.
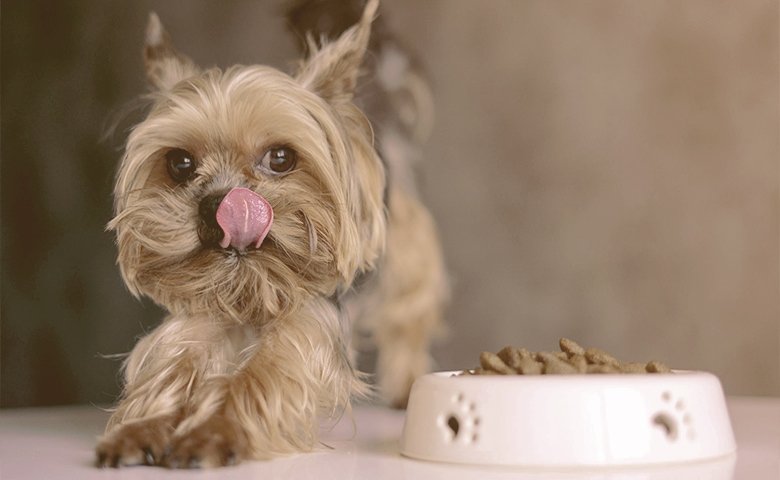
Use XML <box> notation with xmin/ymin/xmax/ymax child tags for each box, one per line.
<box><xmin>295</xmin><ymin>0</ymin><xmax>378</xmax><ymax>103</ymax></box>
<box><xmin>144</xmin><ymin>12</ymin><xmax>201</xmax><ymax>91</ymax></box>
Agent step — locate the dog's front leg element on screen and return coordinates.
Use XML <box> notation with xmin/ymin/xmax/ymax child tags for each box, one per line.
<box><xmin>162</xmin><ymin>299</ymin><xmax>364</xmax><ymax>467</ymax></box>
<box><xmin>96</xmin><ymin>315</ymin><xmax>230</xmax><ymax>467</ymax></box>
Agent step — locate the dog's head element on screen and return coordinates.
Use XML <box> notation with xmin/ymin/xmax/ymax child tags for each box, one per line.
<box><xmin>109</xmin><ymin>0</ymin><xmax>385</xmax><ymax>322</ymax></box>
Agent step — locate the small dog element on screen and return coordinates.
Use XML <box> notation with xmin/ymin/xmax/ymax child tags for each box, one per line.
<box><xmin>97</xmin><ymin>0</ymin><xmax>447</xmax><ymax>468</ymax></box>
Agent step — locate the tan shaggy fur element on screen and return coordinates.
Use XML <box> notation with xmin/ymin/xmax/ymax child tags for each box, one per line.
<box><xmin>97</xmin><ymin>0</ymin><xmax>447</xmax><ymax>468</ymax></box>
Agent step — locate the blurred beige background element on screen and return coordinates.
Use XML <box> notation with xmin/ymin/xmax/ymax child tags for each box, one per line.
<box><xmin>2</xmin><ymin>0</ymin><xmax>778</xmax><ymax>406</ymax></box>
<box><xmin>389</xmin><ymin>0</ymin><xmax>780</xmax><ymax>395</ymax></box>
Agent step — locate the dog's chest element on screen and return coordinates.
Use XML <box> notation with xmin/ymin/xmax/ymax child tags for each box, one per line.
<box><xmin>211</xmin><ymin>324</ymin><xmax>260</xmax><ymax>374</ymax></box>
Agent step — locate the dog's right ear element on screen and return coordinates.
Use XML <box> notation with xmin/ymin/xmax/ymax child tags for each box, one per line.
<box><xmin>144</xmin><ymin>13</ymin><xmax>200</xmax><ymax>91</ymax></box>
<box><xmin>295</xmin><ymin>0</ymin><xmax>378</xmax><ymax>104</ymax></box>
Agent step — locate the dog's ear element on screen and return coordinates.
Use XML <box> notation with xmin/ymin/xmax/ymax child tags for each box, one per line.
<box><xmin>295</xmin><ymin>0</ymin><xmax>378</xmax><ymax>103</ymax></box>
<box><xmin>144</xmin><ymin>13</ymin><xmax>200</xmax><ymax>91</ymax></box>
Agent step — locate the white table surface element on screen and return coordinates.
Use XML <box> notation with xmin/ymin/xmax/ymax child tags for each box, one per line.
<box><xmin>0</xmin><ymin>397</ymin><xmax>777</xmax><ymax>480</ymax></box>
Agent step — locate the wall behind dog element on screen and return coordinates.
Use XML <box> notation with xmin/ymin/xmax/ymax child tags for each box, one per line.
<box><xmin>1</xmin><ymin>0</ymin><xmax>777</xmax><ymax>407</ymax></box>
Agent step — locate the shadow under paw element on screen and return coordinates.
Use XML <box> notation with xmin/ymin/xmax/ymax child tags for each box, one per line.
<box><xmin>163</xmin><ymin>415</ymin><xmax>249</xmax><ymax>468</ymax></box>
<box><xmin>96</xmin><ymin>415</ymin><xmax>176</xmax><ymax>468</ymax></box>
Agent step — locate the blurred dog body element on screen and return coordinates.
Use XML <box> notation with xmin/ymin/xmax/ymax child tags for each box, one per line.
<box><xmin>287</xmin><ymin>0</ymin><xmax>445</xmax><ymax>412</ymax></box>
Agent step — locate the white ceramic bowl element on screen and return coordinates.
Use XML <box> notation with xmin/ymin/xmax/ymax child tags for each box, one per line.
<box><xmin>400</xmin><ymin>370</ymin><xmax>735</xmax><ymax>467</ymax></box>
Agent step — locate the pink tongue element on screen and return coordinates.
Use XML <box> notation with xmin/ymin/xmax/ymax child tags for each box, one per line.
<box><xmin>216</xmin><ymin>187</ymin><xmax>274</xmax><ymax>250</ymax></box>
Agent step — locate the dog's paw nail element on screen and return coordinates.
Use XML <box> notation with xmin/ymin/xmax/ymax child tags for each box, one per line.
<box><xmin>187</xmin><ymin>456</ymin><xmax>201</xmax><ymax>469</ymax></box>
<box><xmin>142</xmin><ymin>447</ymin><xmax>156</xmax><ymax>465</ymax></box>
<box><xmin>109</xmin><ymin>454</ymin><xmax>120</xmax><ymax>468</ymax></box>
<box><xmin>96</xmin><ymin>452</ymin><xmax>108</xmax><ymax>468</ymax></box>
<box><xmin>225</xmin><ymin>450</ymin><xmax>237</xmax><ymax>466</ymax></box>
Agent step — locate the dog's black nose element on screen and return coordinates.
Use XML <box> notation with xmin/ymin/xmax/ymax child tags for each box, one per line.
<box><xmin>198</xmin><ymin>192</ymin><xmax>226</xmax><ymax>247</ymax></box>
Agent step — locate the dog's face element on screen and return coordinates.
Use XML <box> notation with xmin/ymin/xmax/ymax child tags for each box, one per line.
<box><xmin>110</xmin><ymin>7</ymin><xmax>385</xmax><ymax>322</ymax></box>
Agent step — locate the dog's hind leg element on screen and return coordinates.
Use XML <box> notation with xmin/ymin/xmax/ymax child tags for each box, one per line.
<box><xmin>366</xmin><ymin>188</ymin><xmax>448</xmax><ymax>408</ymax></box>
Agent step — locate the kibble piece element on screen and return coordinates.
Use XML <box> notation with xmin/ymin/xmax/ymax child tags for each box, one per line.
<box><xmin>567</xmin><ymin>354</ymin><xmax>588</xmax><ymax>373</ymax></box>
<box><xmin>585</xmin><ymin>348</ymin><xmax>620</xmax><ymax>367</ymax></box>
<box><xmin>559</xmin><ymin>338</ymin><xmax>585</xmax><ymax>356</ymax></box>
<box><xmin>536</xmin><ymin>351</ymin><xmax>559</xmax><ymax>364</ymax></box>
<box><xmin>543</xmin><ymin>357</ymin><xmax>579</xmax><ymax>375</ymax></box>
<box><xmin>517</xmin><ymin>348</ymin><xmax>533</xmax><ymax>359</ymax></box>
<box><xmin>646</xmin><ymin>361</ymin><xmax>671</xmax><ymax>373</ymax></box>
<box><xmin>516</xmin><ymin>357</ymin><xmax>544</xmax><ymax>375</ymax></box>
<box><xmin>497</xmin><ymin>346</ymin><xmax>522</xmax><ymax>370</ymax></box>
<box><xmin>479</xmin><ymin>351</ymin><xmax>516</xmax><ymax>374</ymax></box>
<box><xmin>623</xmin><ymin>362</ymin><xmax>648</xmax><ymax>374</ymax></box>
<box><xmin>587</xmin><ymin>364</ymin><xmax>621</xmax><ymax>374</ymax></box>
<box><xmin>535</xmin><ymin>352</ymin><xmax>577</xmax><ymax>375</ymax></box>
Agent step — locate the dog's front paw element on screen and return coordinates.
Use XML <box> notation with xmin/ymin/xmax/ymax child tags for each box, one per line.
<box><xmin>163</xmin><ymin>415</ymin><xmax>249</xmax><ymax>468</ymax></box>
<box><xmin>96</xmin><ymin>415</ymin><xmax>176</xmax><ymax>468</ymax></box>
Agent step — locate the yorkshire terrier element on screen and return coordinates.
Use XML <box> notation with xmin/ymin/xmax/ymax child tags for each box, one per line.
<box><xmin>97</xmin><ymin>0</ymin><xmax>447</xmax><ymax>468</ymax></box>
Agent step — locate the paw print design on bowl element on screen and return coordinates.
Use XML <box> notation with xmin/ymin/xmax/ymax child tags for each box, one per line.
<box><xmin>653</xmin><ymin>390</ymin><xmax>696</xmax><ymax>442</ymax></box>
<box><xmin>438</xmin><ymin>393</ymin><xmax>480</xmax><ymax>445</ymax></box>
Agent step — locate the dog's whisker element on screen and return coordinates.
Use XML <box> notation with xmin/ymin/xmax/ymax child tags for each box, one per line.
<box><xmin>302</xmin><ymin>212</ymin><xmax>319</xmax><ymax>257</ymax></box>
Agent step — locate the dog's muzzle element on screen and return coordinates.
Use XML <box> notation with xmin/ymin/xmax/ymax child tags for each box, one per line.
<box><xmin>198</xmin><ymin>187</ymin><xmax>274</xmax><ymax>251</ymax></box>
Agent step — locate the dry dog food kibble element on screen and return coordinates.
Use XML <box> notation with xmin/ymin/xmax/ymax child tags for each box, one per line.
<box><xmin>463</xmin><ymin>338</ymin><xmax>672</xmax><ymax>375</ymax></box>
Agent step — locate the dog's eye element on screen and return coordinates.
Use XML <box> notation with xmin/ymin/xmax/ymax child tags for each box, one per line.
<box><xmin>165</xmin><ymin>148</ymin><xmax>198</xmax><ymax>183</ymax></box>
<box><xmin>257</xmin><ymin>147</ymin><xmax>297</xmax><ymax>176</ymax></box>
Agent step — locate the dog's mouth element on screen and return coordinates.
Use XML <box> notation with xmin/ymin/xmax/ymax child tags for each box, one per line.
<box><xmin>198</xmin><ymin>187</ymin><xmax>274</xmax><ymax>252</ymax></box>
